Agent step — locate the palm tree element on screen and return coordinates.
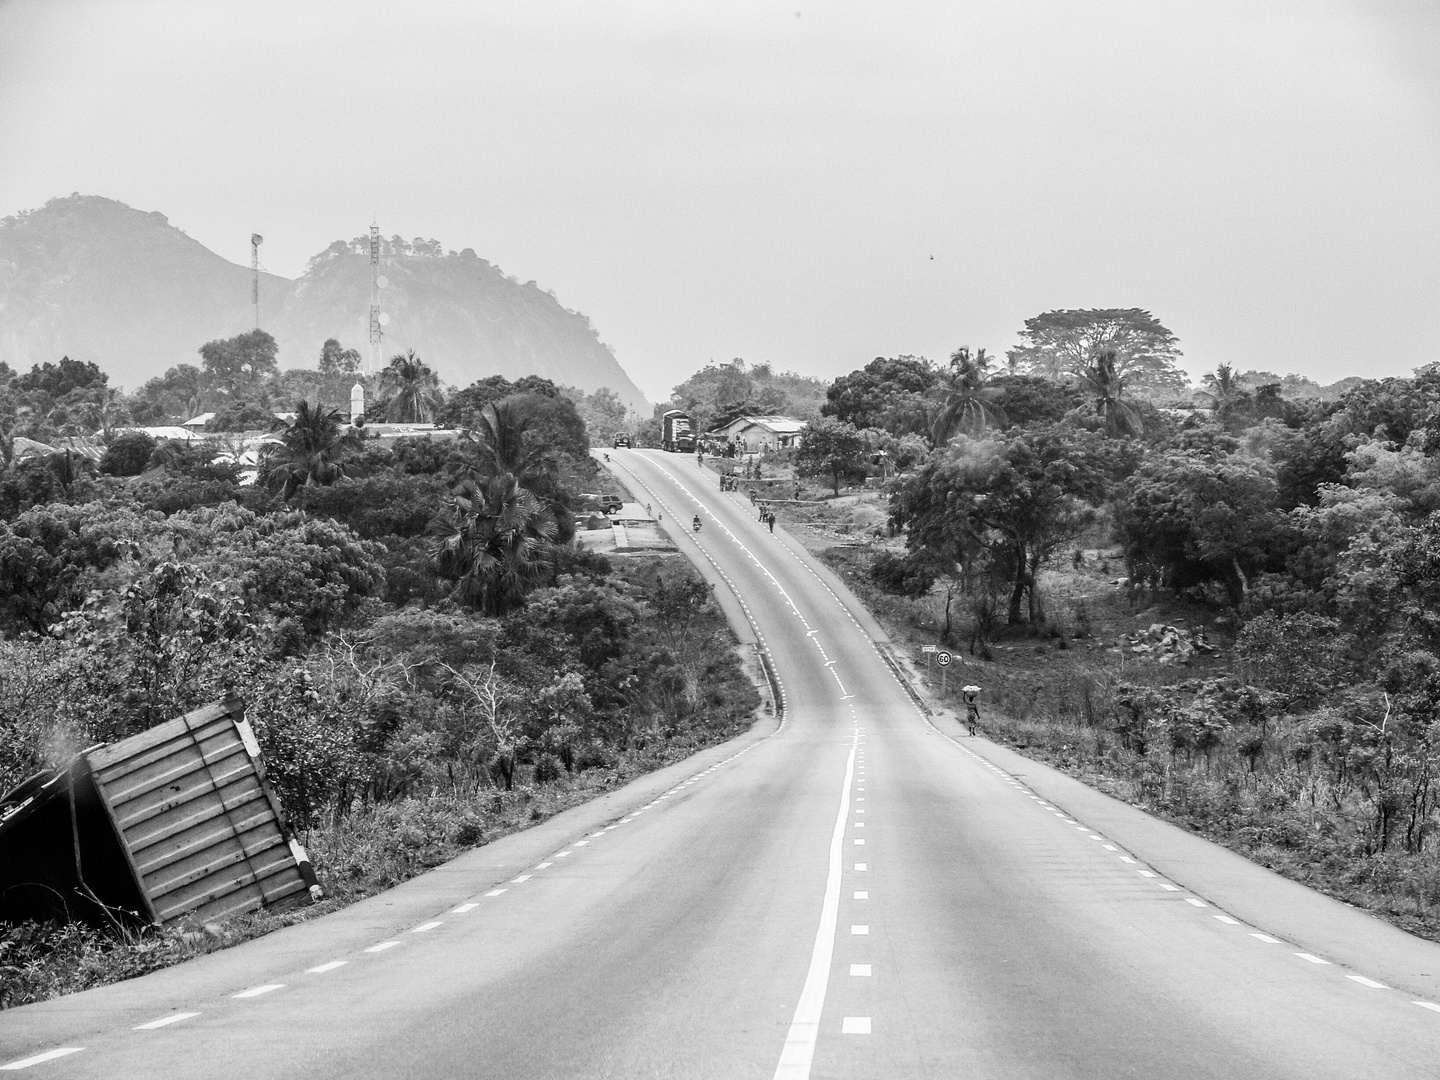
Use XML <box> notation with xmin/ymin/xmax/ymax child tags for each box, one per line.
<box><xmin>1078</xmin><ymin>349</ymin><xmax>1143</xmax><ymax>436</ymax></box>
<box><xmin>465</xmin><ymin>401</ymin><xmax>548</xmax><ymax>484</ymax></box>
<box><xmin>1203</xmin><ymin>363</ymin><xmax>1243</xmax><ymax>411</ymax></box>
<box><xmin>377</xmin><ymin>350</ymin><xmax>443</xmax><ymax>423</ymax></box>
<box><xmin>429</xmin><ymin>472</ymin><xmax>559</xmax><ymax>614</ymax></box>
<box><xmin>929</xmin><ymin>347</ymin><xmax>1008</xmax><ymax>445</ymax></box>
<box><xmin>264</xmin><ymin>401</ymin><xmax>358</xmax><ymax>504</ymax></box>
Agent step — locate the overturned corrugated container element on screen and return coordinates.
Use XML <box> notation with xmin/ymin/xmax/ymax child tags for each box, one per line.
<box><xmin>0</xmin><ymin>697</ymin><xmax>319</xmax><ymax>928</ymax></box>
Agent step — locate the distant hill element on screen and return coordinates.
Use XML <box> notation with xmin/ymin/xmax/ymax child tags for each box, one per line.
<box><xmin>0</xmin><ymin>195</ymin><xmax>647</xmax><ymax>409</ymax></box>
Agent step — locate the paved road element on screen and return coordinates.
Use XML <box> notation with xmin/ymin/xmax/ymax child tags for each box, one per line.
<box><xmin>4</xmin><ymin>447</ymin><xmax>1440</xmax><ymax>1077</ymax></box>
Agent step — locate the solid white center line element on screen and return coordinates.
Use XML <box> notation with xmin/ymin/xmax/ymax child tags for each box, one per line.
<box><xmin>1296</xmin><ymin>953</ymin><xmax>1330</xmax><ymax>965</ymax></box>
<box><xmin>772</xmin><ymin>734</ymin><xmax>858</xmax><ymax>1080</ymax></box>
<box><xmin>413</xmin><ymin>921</ymin><xmax>442</xmax><ymax>933</ymax></box>
<box><xmin>1347</xmin><ymin>975</ymin><xmax>1388</xmax><ymax>988</ymax></box>
<box><xmin>365</xmin><ymin>941</ymin><xmax>400</xmax><ymax>952</ymax></box>
<box><xmin>0</xmin><ymin>1048</ymin><xmax>84</xmax><ymax>1070</ymax></box>
<box><xmin>841</xmin><ymin>1017</ymin><xmax>872</xmax><ymax>1034</ymax></box>
<box><xmin>134</xmin><ymin>1012</ymin><xmax>200</xmax><ymax>1030</ymax></box>
<box><xmin>306</xmin><ymin>961</ymin><xmax>347</xmax><ymax>974</ymax></box>
<box><xmin>452</xmin><ymin>903</ymin><xmax>479</xmax><ymax>913</ymax></box>
<box><xmin>850</xmin><ymin>964</ymin><xmax>871</xmax><ymax>977</ymax></box>
<box><xmin>233</xmin><ymin>984</ymin><xmax>284</xmax><ymax>998</ymax></box>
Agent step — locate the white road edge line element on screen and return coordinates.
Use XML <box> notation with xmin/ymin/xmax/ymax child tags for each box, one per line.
<box><xmin>772</xmin><ymin>734</ymin><xmax>858</xmax><ymax>1080</ymax></box>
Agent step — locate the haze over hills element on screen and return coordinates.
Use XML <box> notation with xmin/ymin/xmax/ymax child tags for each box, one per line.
<box><xmin>0</xmin><ymin>195</ymin><xmax>648</xmax><ymax>409</ymax></box>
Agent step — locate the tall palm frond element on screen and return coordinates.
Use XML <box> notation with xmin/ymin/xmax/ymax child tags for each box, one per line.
<box><xmin>429</xmin><ymin>472</ymin><xmax>559</xmax><ymax>614</ymax></box>
<box><xmin>1078</xmin><ymin>349</ymin><xmax>1143</xmax><ymax>437</ymax></box>
<box><xmin>377</xmin><ymin>350</ymin><xmax>443</xmax><ymax>423</ymax></box>
<box><xmin>1203</xmin><ymin>363</ymin><xmax>1243</xmax><ymax>411</ymax></box>
<box><xmin>929</xmin><ymin>347</ymin><xmax>1008</xmax><ymax>445</ymax></box>
<box><xmin>464</xmin><ymin>401</ymin><xmax>548</xmax><ymax>483</ymax></box>
<box><xmin>264</xmin><ymin>401</ymin><xmax>358</xmax><ymax>502</ymax></box>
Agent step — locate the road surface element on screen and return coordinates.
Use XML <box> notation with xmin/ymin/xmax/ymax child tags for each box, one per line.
<box><xmin>3</xmin><ymin>446</ymin><xmax>1439</xmax><ymax>1078</ymax></box>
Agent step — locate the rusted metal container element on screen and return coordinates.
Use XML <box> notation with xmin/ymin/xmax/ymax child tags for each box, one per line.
<box><xmin>0</xmin><ymin>697</ymin><xmax>318</xmax><ymax>928</ymax></box>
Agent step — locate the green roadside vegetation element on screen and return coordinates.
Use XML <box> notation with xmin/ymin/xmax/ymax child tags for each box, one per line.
<box><xmin>0</xmin><ymin>342</ymin><xmax>760</xmax><ymax>1008</ymax></box>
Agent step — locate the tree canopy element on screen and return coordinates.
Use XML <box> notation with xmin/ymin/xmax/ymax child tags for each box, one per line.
<box><xmin>1006</xmin><ymin>308</ymin><xmax>1186</xmax><ymax>397</ymax></box>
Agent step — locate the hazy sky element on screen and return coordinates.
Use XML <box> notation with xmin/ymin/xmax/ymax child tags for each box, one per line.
<box><xmin>1</xmin><ymin>0</ymin><xmax>1436</xmax><ymax>400</ymax></box>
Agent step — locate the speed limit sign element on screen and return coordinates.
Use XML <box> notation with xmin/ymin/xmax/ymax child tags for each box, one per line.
<box><xmin>937</xmin><ymin>651</ymin><xmax>953</xmax><ymax>667</ymax></box>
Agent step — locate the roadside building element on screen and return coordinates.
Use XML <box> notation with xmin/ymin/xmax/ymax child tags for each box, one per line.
<box><xmin>711</xmin><ymin>415</ymin><xmax>808</xmax><ymax>453</ymax></box>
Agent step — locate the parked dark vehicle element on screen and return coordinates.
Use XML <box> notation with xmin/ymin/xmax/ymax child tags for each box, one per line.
<box><xmin>580</xmin><ymin>492</ymin><xmax>625</xmax><ymax>515</ymax></box>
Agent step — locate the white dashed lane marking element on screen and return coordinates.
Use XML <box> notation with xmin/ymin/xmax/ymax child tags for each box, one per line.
<box><xmin>232</xmin><ymin>984</ymin><xmax>284</xmax><ymax>999</ymax></box>
<box><xmin>306</xmin><ymin>961</ymin><xmax>347</xmax><ymax>974</ymax></box>
<box><xmin>134</xmin><ymin>1012</ymin><xmax>200</xmax><ymax>1030</ymax></box>
<box><xmin>412</xmin><ymin>921</ymin><xmax>443</xmax><ymax>933</ymax></box>
<box><xmin>841</xmin><ymin>1017</ymin><xmax>872</xmax><ymax>1035</ymax></box>
<box><xmin>365</xmin><ymin>941</ymin><xmax>400</xmax><ymax>953</ymax></box>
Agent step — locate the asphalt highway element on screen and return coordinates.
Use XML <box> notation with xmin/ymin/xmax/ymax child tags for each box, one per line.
<box><xmin>4</xmin><ymin>446</ymin><xmax>1440</xmax><ymax>1078</ymax></box>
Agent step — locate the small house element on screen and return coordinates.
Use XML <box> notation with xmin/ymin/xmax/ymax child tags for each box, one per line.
<box><xmin>713</xmin><ymin>415</ymin><xmax>808</xmax><ymax>453</ymax></box>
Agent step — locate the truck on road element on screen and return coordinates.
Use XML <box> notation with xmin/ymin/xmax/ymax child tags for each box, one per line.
<box><xmin>661</xmin><ymin>410</ymin><xmax>696</xmax><ymax>453</ymax></box>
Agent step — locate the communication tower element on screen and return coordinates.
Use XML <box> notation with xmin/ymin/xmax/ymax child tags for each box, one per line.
<box><xmin>367</xmin><ymin>223</ymin><xmax>387</xmax><ymax>378</ymax></box>
<box><xmin>250</xmin><ymin>234</ymin><xmax>264</xmax><ymax>329</ymax></box>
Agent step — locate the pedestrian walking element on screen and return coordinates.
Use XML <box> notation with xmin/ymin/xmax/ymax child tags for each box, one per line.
<box><xmin>962</xmin><ymin>685</ymin><xmax>982</xmax><ymax>735</ymax></box>
<box><xmin>767</xmin><ymin>512</ymin><xmax>775</xmax><ymax>534</ymax></box>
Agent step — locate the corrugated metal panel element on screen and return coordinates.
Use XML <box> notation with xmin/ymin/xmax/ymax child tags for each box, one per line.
<box><xmin>85</xmin><ymin>697</ymin><xmax>315</xmax><ymax>927</ymax></box>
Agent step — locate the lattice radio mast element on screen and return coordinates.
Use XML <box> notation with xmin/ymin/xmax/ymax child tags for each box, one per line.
<box><xmin>367</xmin><ymin>222</ymin><xmax>386</xmax><ymax>378</ymax></box>
<box><xmin>250</xmin><ymin>233</ymin><xmax>263</xmax><ymax>329</ymax></box>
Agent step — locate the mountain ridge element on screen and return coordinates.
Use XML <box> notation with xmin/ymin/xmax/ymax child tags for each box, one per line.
<box><xmin>0</xmin><ymin>195</ymin><xmax>647</xmax><ymax>408</ymax></box>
